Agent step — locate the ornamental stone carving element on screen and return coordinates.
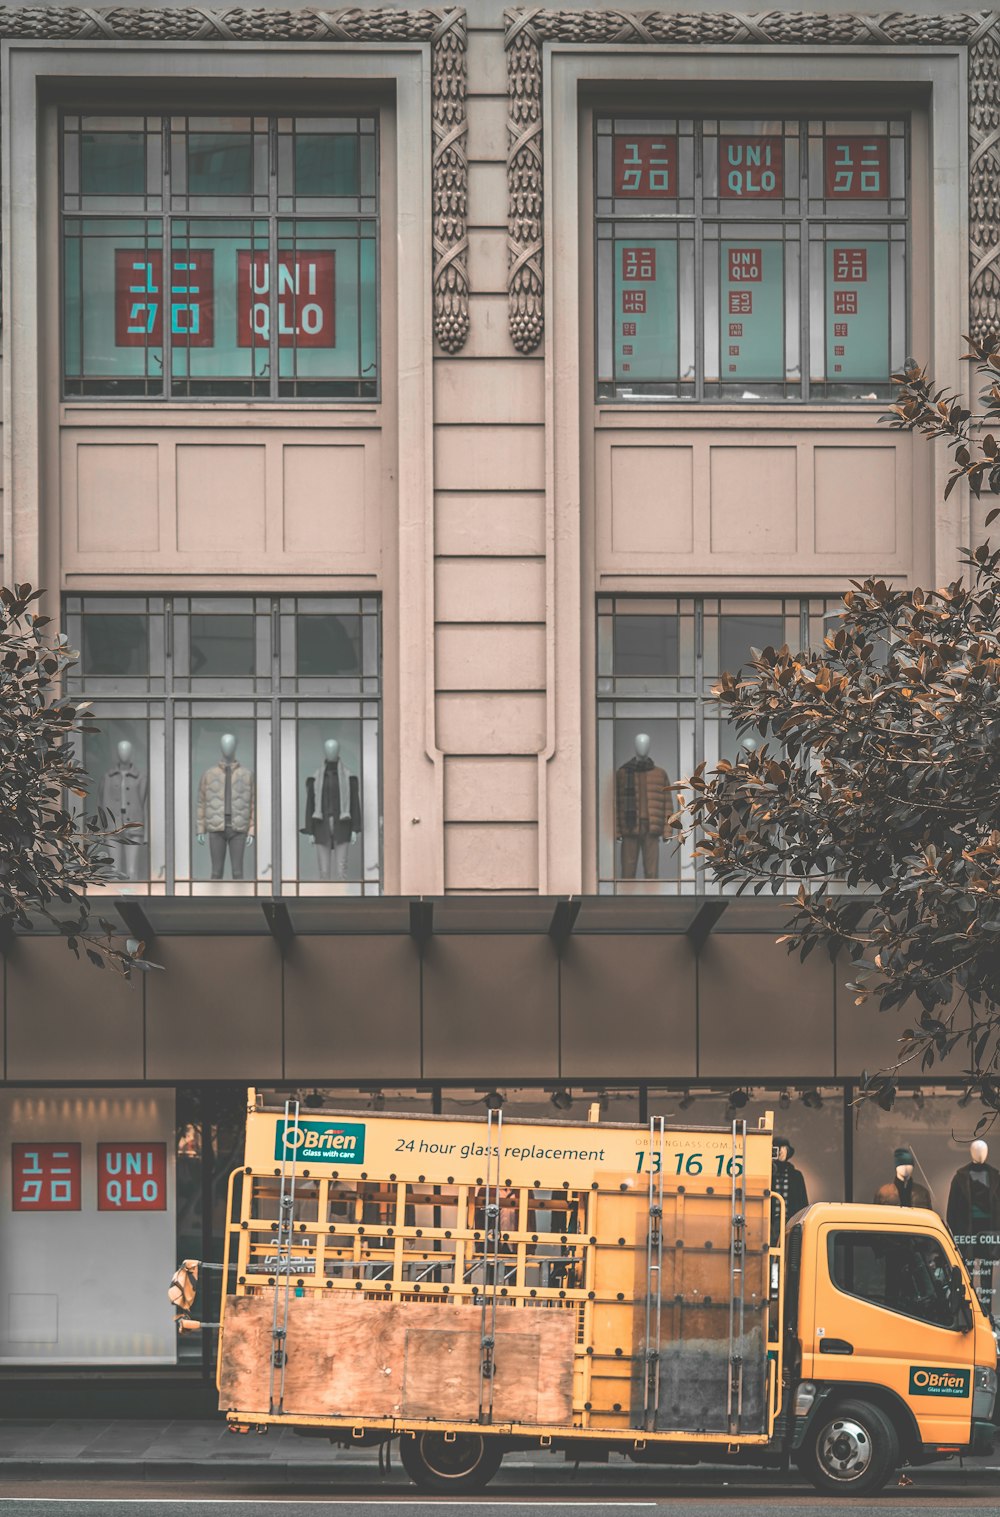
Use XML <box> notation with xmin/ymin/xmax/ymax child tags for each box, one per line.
<box><xmin>504</xmin><ymin>9</ymin><xmax>1000</xmax><ymax>353</ymax></box>
<box><xmin>0</xmin><ymin>5</ymin><xmax>469</xmax><ymax>352</ymax></box>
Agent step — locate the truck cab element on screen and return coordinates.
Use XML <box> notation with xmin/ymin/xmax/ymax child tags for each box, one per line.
<box><xmin>787</xmin><ymin>1203</ymin><xmax>998</xmax><ymax>1492</ymax></box>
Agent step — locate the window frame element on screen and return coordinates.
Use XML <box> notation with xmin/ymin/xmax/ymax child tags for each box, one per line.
<box><xmin>59</xmin><ymin>110</ymin><xmax>381</xmax><ymax>403</ymax></box>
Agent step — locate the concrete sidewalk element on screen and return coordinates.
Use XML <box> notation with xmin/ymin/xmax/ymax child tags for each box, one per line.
<box><xmin>0</xmin><ymin>1420</ymin><xmax>995</xmax><ymax>1487</ymax></box>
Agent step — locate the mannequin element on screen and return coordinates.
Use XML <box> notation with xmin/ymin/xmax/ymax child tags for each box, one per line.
<box><xmin>873</xmin><ymin>1147</ymin><xmax>932</xmax><ymax>1209</ymax></box>
<box><xmin>772</xmin><ymin>1137</ymin><xmax>809</xmax><ymax>1218</ymax></box>
<box><xmin>614</xmin><ymin>732</ymin><xmax>675</xmax><ymax>880</ymax></box>
<box><xmin>98</xmin><ymin>738</ymin><xmax>148</xmax><ymax>880</ymax></box>
<box><xmin>196</xmin><ymin>732</ymin><xmax>254</xmax><ymax>880</ymax></box>
<box><xmin>947</xmin><ymin>1141</ymin><xmax>1000</xmax><ymax>1305</ymax></box>
<box><xmin>301</xmin><ymin>737</ymin><xmax>362</xmax><ymax>882</ymax></box>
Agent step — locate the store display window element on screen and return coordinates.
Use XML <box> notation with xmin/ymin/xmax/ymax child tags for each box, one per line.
<box><xmin>62</xmin><ymin>112</ymin><xmax>379</xmax><ymax>399</ymax></box>
<box><xmin>596</xmin><ymin>595</ymin><xmax>840</xmax><ymax>893</ymax></box>
<box><xmin>595</xmin><ymin>115</ymin><xmax>907</xmax><ymax>401</ymax></box>
<box><xmin>65</xmin><ymin>594</ymin><xmax>381</xmax><ymax>895</ymax></box>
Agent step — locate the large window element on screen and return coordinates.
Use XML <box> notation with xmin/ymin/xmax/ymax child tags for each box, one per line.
<box><xmin>62</xmin><ymin>113</ymin><xmax>378</xmax><ymax>399</ymax></box>
<box><xmin>595</xmin><ymin>115</ymin><xmax>907</xmax><ymax>401</ymax></box>
<box><xmin>65</xmin><ymin>595</ymin><xmax>382</xmax><ymax>894</ymax></box>
<box><xmin>829</xmin><ymin>1231</ymin><xmax>963</xmax><ymax>1330</ymax></box>
<box><xmin>596</xmin><ymin>595</ymin><xmax>837</xmax><ymax>892</ymax></box>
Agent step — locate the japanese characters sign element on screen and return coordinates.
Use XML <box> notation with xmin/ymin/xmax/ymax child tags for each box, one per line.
<box><xmin>114</xmin><ymin>250</ymin><xmax>214</xmax><ymax>347</ymax></box>
<box><xmin>12</xmin><ymin>1143</ymin><xmax>81</xmax><ymax>1211</ymax></box>
<box><xmin>825</xmin><ymin>241</ymin><xmax>889</xmax><ymax>381</ymax></box>
<box><xmin>824</xmin><ymin>137</ymin><xmax>889</xmax><ymax>199</ymax></box>
<box><xmin>97</xmin><ymin>1143</ymin><xmax>167</xmax><ymax>1211</ymax></box>
<box><xmin>720</xmin><ymin>243</ymin><xmax>784</xmax><ymax>381</ymax></box>
<box><xmin>719</xmin><ymin>136</ymin><xmax>783</xmax><ymax>199</ymax></box>
<box><xmin>236</xmin><ymin>251</ymin><xmax>336</xmax><ymax>347</ymax></box>
<box><xmin>613</xmin><ymin>136</ymin><xmax>677</xmax><ymax>197</ymax></box>
<box><xmin>613</xmin><ymin>239</ymin><xmax>678</xmax><ymax>382</ymax></box>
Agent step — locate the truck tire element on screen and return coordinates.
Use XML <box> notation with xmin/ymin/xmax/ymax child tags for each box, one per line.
<box><xmin>801</xmin><ymin>1398</ymin><xmax>900</xmax><ymax>1496</ymax></box>
<box><xmin>398</xmin><ymin>1431</ymin><xmax>503</xmax><ymax>1492</ymax></box>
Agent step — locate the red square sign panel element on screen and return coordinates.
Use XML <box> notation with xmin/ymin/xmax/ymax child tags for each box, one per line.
<box><xmin>824</xmin><ymin>137</ymin><xmax>889</xmax><ymax>198</ymax></box>
<box><xmin>719</xmin><ymin>136</ymin><xmax>783</xmax><ymax>199</ymax></box>
<box><xmin>12</xmin><ymin>1143</ymin><xmax>82</xmax><ymax>1211</ymax></box>
<box><xmin>97</xmin><ymin>1142</ymin><xmax>167</xmax><ymax>1211</ymax></box>
<box><xmin>613</xmin><ymin>136</ymin><xmax>677</xmax><ymax>197</ymax></box>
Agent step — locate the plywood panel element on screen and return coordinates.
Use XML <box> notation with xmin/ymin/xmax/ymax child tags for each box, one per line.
<box><xmin>283</xmin><ymin>444</ymin><xmax>367</xmax><ymax>555</ymax></box>
<box><xmin>444</xmin><ymin>822</ymin><xmax>539</xmax><ymax>889</ymax></box>
<box><xmin>435</xmin><ymin>494</ymin><xmax>545</xmax><ymax>557</ymax></box>
<box><xmin>176</xmin><ymin>445</ymin><xmax>266</xmax><ymax>554</ymax></box>
<box><xmin>219</xmin><ymin>1294</ymin><xmax>575</xmax><ymax>1424</ymax></box>
<box><xmin>445</xmin><ymin>756</ymin><xmax>538</xmax><ymax>823</ymax></box>
<box><xmin>436</xmin><ymin>624</ymin><xmax>545</xmax><ymax>690</ymax></box>
<box><xmin>76</xmin><ymin>444</ymin><xmax>159</xmax><ymax>553</ymax></box>
<box><xmin>710</xmin><ymin>447</ymin><xmax>797</xmax><ymax>554</ymax></box>
<box><xmin>436</xmin><ymin>692</ymin><xmax>546</xmax><ymax>754</ymax></box>
<box><xmin>610</xmin><ymin>445</ymin><xmax>693</xmax><ymax>554</ymax></box>
<box><xmin>436</xmin><ymin>558</ymin><xmax>545</xmax><ymax>623</ymax></box>
<box><xmin>436</xmin><ymin>427</ymin><xmax>545</xmax><ymax>492</ymax></box>
<box><xmin>814</xmin><ymin>447</ymin><xmax>896</xmax><ymax>554</ymax></box>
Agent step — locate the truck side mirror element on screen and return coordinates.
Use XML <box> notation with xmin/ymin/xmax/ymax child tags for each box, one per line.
<box><xmin>949</xmin><ymin>1265</ymin><xmax>974</xmax><ymax>1333</ymax></box>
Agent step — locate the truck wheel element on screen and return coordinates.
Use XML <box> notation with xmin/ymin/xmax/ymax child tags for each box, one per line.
<box><xmin>398</xmin><ymin>1431</ymin><xmax>503</xmax><ymax>1492</ymax></box>
<box><xmin>803</xmin><ymin>1398</ymin><xmax>899</xmax><ymax>1496</ymax></box>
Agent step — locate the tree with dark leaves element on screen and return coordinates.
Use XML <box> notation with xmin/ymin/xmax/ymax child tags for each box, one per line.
<box><xmin>0</xmin><ymin>583</ymin><xmax>148</xmax><ymax>974</ymax></box>
<box><xmin>683</xmin><ymin>340</ymin><xmax>1000</xmax><ymax>1119</ymax></box>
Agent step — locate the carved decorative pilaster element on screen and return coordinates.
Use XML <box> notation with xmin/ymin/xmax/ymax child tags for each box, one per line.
<box><xmin>504</xmin><ymin>9</ymin><xmax>1000</xmax><ymax>353</ymax></box>
<box><xmin>0</xmin><ymin>5</ymin><xmax>469</xmax><ymax>352</ymax></box>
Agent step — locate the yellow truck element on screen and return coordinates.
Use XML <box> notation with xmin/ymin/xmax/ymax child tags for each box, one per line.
<box><xmin>200</xmin><ymin>1091</ymin><xmax>998</xmax><ymax>1495</ymax></box>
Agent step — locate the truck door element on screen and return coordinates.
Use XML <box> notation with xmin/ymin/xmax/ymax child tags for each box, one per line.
<box><xmin>813</xmin><ymin>1224</ymin><xmax>976</xmax><ymax>1445</ymax></box>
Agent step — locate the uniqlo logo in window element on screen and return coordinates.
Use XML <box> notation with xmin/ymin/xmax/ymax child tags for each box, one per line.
<box><xmin>621</xmin><ymin>247</ymin><xmax>655</xmax><ymax>282</ymax></box>
<box><xmin>98</xmin><ymin>1143</ymin><xmax>167</xmax><ymax>1211</ymax></box>
<box><xmin>12</xmin><ymin>1144</ymin><xmax>81</xmax><ymax>1211</ymax></box>
<box><xmin>824</xmin><ymin>136</ymin><xmax>888</xmax><ymax>198</ymax></box>
<box><xmin>621</xmin><ymin>321</ymin><xmax>637</xmax><ymax>336</ymax></box>
<box><xmin>834</xmin><ymin>321</ymin><xmax>849</xmax><ymax>336</ymax></box>
<box><xmin>613</xmin><ymin>136</ymin><xmax>677</xmax><ymax>196</ymax></box>
<box><xmin>114</xmin><ymin>250</ymin><xmax>214</xmax><ymax>347</ymax></box>
<box><xmin>833</xmin><ymin>291</ymin><xmax>859</xmax><ymax>315</ymax></box>
<box><xmin>833</xmin><ymin>248</ymin><xmax>868</xmax><ymax>282</ymax></box>
<box><xmin>728</xmin><ymin>247</ymin><xmax>761</xmax><ymax>282</ymax></box>
<box><xmin>729</xmin><ymin>291</ymin><xmax>753</xmax><ymax>315</ymax></box>
<box><xmin>622</xmin><ymin>289</ymin><xmax>647</xmax><ymax>314</ymax></box>
<box><xmin>729</xmin><ymin>322</ymin><xmax>743</xmax><ymax>337</ymax></box>
<box><xmin>237</xmin><ymin>252</ymin><xmax>336</xmax><ymax>347</ymax></box>
<box><xmin>728</xmin><ymin>344</ymin><xmax>740</xmax><ymax>356</ymax></box>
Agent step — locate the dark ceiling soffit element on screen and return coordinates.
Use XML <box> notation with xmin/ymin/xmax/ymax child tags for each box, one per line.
<box><xmin>114</xmin><ymin>898</ymin><xmax>156</xmax><ymax>945</ymax></box>
<box><xmin>262</xmin><ymin>900</ymin><xmax>294</xmax><ymax>952</ymax></box>
<box><xmin>687</xmin><ymin>900</ymin><xmax>729</xmax><ymax>952</ymax></box>
<box><xmin>549</xmin><ymin>898</ymin><xmax>581</xmax><ymax>945</ymax></box>
<box><xmin>410</xmin><ymin>899</ymin><xmax>434</xmax><ymax>946</ymax></box>
<box><xmin>0</xmin><ymin>917</ymin><xmax>15</xmax><ymax>955</ymax></box>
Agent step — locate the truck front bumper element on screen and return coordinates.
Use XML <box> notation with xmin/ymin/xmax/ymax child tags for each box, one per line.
<box><xmin>971</xmin><ymin>1420</ymin><xmax>997</xmax><ymax>1457</ymax></box>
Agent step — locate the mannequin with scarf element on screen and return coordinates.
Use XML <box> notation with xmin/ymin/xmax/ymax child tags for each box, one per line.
<box><xmin>614</xmin><ymin>731</ymin><xmax>675</xmax><ymax>880</ymax></box>
<box><xmin>948</xmin><ymin>1141</ymin><xmax>1000</xmax><ymax>1307</ymax></box>
<box><xmin>301</xmin><ymin>737</ymin><xmax>362</xmax><ymax>881</ymax></box>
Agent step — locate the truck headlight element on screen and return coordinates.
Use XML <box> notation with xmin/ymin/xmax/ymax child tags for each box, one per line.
<box><xmin>973</xmin><ymin>1366</ymin><xmax>998</xmax><ymax>1420</ymax></box>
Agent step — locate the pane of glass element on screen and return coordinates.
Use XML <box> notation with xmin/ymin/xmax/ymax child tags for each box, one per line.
<box><xmin>81</xmin><ymin>130</ymin><xmax>146</xmax><ymax>195</ymax></box>
<box><xmin>189</xmin><ymin>614</ymin><xmax>256</xmax><ymax>678</ymax></box>
<box><xmin>824</xmin><ymin>239</ymin><xmax>890</xmax><ymax>384</ymax></box>
<box><xmin>63</xmin><ymin>219</ymin><xmax>164</xmax><ymax>394</ymax></box>
<box><xmin>297</xmin><ymin>614</ymin><xmax>362</xmax><ymax>677</ymax></box>
<box><xmin>191</xmin><ymin>719</ymin><xmax>256</xmax><ymax>882</ymax></box>
<box><xmin>294</xmin><ymin>133</ymin><xmax>359</xmax><ymax>197</ymax></box>
<box><xmin>613</xmin><ymin>615</ymin><xmax>679</xmax><ymax>678</ymax></box>
<box><xmin>613</xmin><ymin>237</ymin><xmax>677</xmax><ymax>383</ymax></box>
<box><xmin>718</xmin><ymin>614</ymin><xmax>785</xmax><ymax>678</ymax></box>
<box><xmin>297</xmin><ymin>718</ymin><xmax>365</xmax><ymax>883</ymax></box>
<box><xmin>275</xmin><ymin>221</ymin><xmax>378</xmax><ymax>392</ymax></box>
<box><xmin>187</xmin><ymin>132</ymin><xmax>253</xmax><ymax>195</ymax></box>
<box><xmin>609</xmin><ymin>719</ymin><xmax>680</xmax><ymax>884</ymax></box>
<box><xmin>829</xmin><ymin>1232</ymin><xmax>961</xmax><ymax>1329</ymax></box>
<box><xmin>83</xmin><ymin>715</ymin><xmax>150</xmax><ymax>882</ymax></box>
<box><xmin>170</xmin><ymin>220</ymin><xmax>268</xmax><ymax>392</ymax></box>
<box><xmin>81</xmin><ymin>613</ymin><xmax>148</xmax><ymax>677</ymax></box>
<box><xmin>719</xmin><ymin>241</ymin><xmax>784</xmax><ymax>382</ymax></box>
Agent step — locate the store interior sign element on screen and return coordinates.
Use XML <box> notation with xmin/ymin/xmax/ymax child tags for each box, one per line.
<box><xmin>825</xmin><ymin>240</ymin><xmax>889</xmax><ymax>380</ymax></box>
<box><xmin>721</xmin><ymin>242</ymin><xmax>784</xmax><ymax>380</ymax></box>
<box><xmin>824</xmin><ymin>136</ymin><xmax>889</xmax><ymax>198</ymax></box>
<box><xmin>11</xmin><ymin>1143</ymin><xmax>82</xmax><ymax>1211</ymax></box>
<box><xmin>98</xmin><ymin>1142</ymin><xmax>168</xmax><ymax>1211</ymax></box>
<box><xmin>236</xmin><ymin>252</ymin><xmax>336</xmax><ymax>347</ymax></box>
<box><xmin>614</xmin><ymin>238</ymin><xmax>678</xmax><ymax>381</ymax></box>
<box><xmin>719</xmin><ymin>136</ymin><xmax>783</xmax><ymax>199</ymax></box>
<box><xmin>613</xmin><ymin>136</ymin><xmax>677</xmax><ymax>196</ymax></box>
<box><xmin>115</xmin><ymin>251</ymin><xmax>214</xmax><ymax>347</ymax></box>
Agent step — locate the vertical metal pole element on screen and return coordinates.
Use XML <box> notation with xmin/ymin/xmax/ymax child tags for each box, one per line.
<box><xmin>726</xmin><ymin>1118</ymin><xmax>748</xmax><ymax>1436</ymax></box>
<box><xmin>643</xmin><ymin>1114</ymin><xmax>664</xmax><ymax>1431</ymax></box>
<box><xmin>268</xmin><ymin>1096</ymin><xmax>300</xmax><ymax>1415</ymax></box>
<box><xmin>479</xmin><ymin>1104</ymin><xmax>502</xmax><ymax>1423</ymax></box>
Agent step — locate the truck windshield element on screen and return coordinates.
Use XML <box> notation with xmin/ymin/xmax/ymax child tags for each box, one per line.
<box><xmin>828</xmin><ymin>1231</ymin><xmax>962</xmax><ymax>1330</ymax></box>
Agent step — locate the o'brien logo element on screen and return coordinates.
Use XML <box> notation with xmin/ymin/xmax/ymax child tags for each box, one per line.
<box><xmin>274</xmin><ymin>1119</ymin><xmax>366</xmax><ymax>1165</ymax></box>
<box><xmin>908</xmin><ymin>1366</ymin><xmax>971</xmax><ymax>1398</ymax></box>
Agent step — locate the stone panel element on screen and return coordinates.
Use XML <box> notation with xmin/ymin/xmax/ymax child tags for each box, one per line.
<box><xmin>435</xmin><ymin>494</ymin><xmax>545</xmax><ymax>557</ymax></box>
<box><xmin>814</xmin><ymin>447</ymin><xmax>897</xmax><ymax>555</ymax></box>
<box><xmin>76</xmin><ymin>444</ymin><xmax>159</xmax><ymax>554</ymax></box>
<box><xmin>609</xmin><ymin>444</ymin><xmax>693</xmax><ymax>554</ymax></box>
<box><xmin>435</xmin><ymin>426</ymin><xmax>545</xmax><ymax>492</ymax></box>
<box><xmin>176</xmin><ymin>446</ymin><xmax>267</xmax><ymax>555</ymax></box>
<box><xmin>436</xmin><ymin>623</ymin><xmax>545</xmax><ymax>689</ymax></box>
<box><xmin>444</xmin><ymin>823</ymin><xmax>539</xmax><ymax>890</ymax></box>
<box><xmin>710</xmin><ymin>447</ymin><xmax>798</xmax><ymax>554</ymax></box>
<box><xmin>283</xmin><ymin>443</ymin><xmax>367</xmax><ymax>556</ymax></box>
<box><xmin>436</xmin><ymin>692</ymin><xmax>546</xmax><ymax>754</ymax></box>
<box><xmin>444</xmin><ymin>756</ymin><xmax>538</xmax><ymax>822</ymax></box>
<box><xmin>435</xmin><ymin>558</ymin><xmax>546</xmax><ymax>622</ymax></box>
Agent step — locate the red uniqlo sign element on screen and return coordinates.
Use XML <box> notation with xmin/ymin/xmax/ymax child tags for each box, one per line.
<box><xmin>114</xmin><ymin>250</ymin><xmax>214</xmax><ymax>347</ymax></box>
<box><xmin>728</xmin><ymin>247</ymin><xmax>762</xmax><ymax>282</ymax></box>
<box><xmin>12</xmin><ymin>1143</ymin><xmax>81</xmax><ymax>1211</ymax></box>
<box><xmin>97</xmin><ymin>1142</ymin><xmax>167</xmax><ymax>1211</ymax></box>
<box><xmin>621</xmin><ymin>247</ymin><xmax>656</xmax><ymax>282</ymax></box>
<box><xmin>832</xmin><ymin>247</ymin><xmax>868</xmax><ymax>282</ymax></box>
<box><xmin>719</xmin><ymin>136</ymin><xmax>783</xmax><ymax>199</ymax></box>
<box><xmin>824</xmin><ymin>137</ymin><xmax>889</xmax><ymax>198</ymax></box>
<box><xmin>613</xmin><ymin>136</ymin><xmax>677</xmax><ymax>196</ymax></box>
<box><xmin>236</xmin><ymin>252</ymin><xmax>336</xmax><ymax>348</ymax></box>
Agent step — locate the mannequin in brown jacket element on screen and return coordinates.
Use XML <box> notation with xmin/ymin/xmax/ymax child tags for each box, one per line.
<box><xmin>615</xmin><ymin>732</ymin><xmax>674</xmax><ymax>880</ymax></box>
<box><xmin>873</xmin><ymin>1147</ymin><xmax>932</xmax><ymax>1210</ymax></box>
